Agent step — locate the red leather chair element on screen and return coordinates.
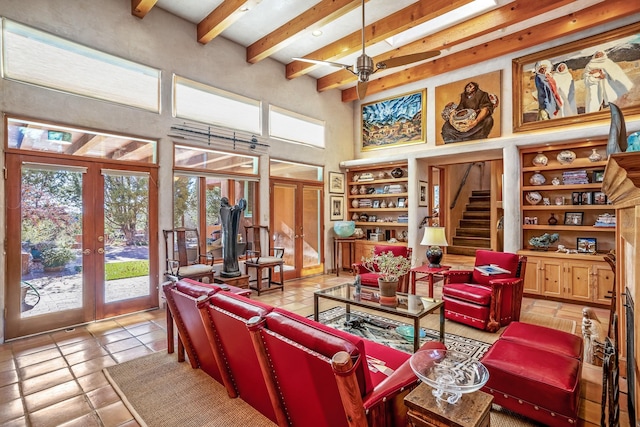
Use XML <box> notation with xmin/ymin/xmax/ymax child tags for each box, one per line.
<box><xmin>352</xmin><ymin>245</ymin><xmax>413</xmax><ymax>293</ymax></box>
<box><xmin>441</xmin><ymin>250</ymin><xmax>526</xmax><ymax>332</ymax></box>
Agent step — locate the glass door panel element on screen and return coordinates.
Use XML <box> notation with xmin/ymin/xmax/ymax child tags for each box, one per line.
<box><xmin>302</xmin><ymin>186</ymin><xmax>323</xmax><ymax>275</ymax></box>
<box><xmin>272</xmin><ymin>183</ymin><xmax>297</xmax><ymax>279</ymax></box>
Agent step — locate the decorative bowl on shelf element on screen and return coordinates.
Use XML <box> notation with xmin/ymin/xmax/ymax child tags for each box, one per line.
<box><xmin>529</xmin><ymin>172</ymin><xmax>546</xmax><ymax>185</ymax></box>
<box><xmin>391</xmin><ymin>167</ymin><xmax>404</xmax><ymax>178</ymax></box>
<box><xmin>333</xmin><ymin>221</ymin><xmax>355</xmax><ymax>237</ymax></box>
<box><xmin>525</xmin><ymin>191</ymin><xmax>543</xmax><ymax>205</ymax></box>
<box><xmin>409</xmin><ymin>349</ymin><xmax>489</xmax><ymax>405</ymax></box>
<box><xmin>532</xmin><ymin>152</ymin><xmax>548</xmax><ymax>167</ymax></box>
<box><xmin>557</xmin><ymin>150</ymin><xmax>576</xmax><ymax>164</ymax></box>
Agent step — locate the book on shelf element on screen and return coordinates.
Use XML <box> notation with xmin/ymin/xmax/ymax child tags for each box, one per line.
<box><xmin>475</xmin><ymin>265</ymin><xmax>511</xmax><ymax>275</ymax></box>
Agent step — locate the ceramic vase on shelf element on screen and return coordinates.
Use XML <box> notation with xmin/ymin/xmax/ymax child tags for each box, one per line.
<box><xmin>548</xmin><ymin>213</ymin><xmax>558</xmax><ymax>225</ymax></box>
<box><xmin>351</xmin><ymin>185</ymin><xmax>359</xmax><ymax>195</ymax></box>
<box><xmin>529</xmin><ymin>173</ymin><xmax>546</xmax><ymax>185</ymax></box>
<box><xmin>588</xmin><ymin>148</ymin><xmax>603</xmax><ymax>162</ymax></box>
<box><xmin>557</xmin><ymin>150</ymin><xmax>576</xmax><ymax>164</ymax></box>
<box><xmin>532</xmin><ymin>152</ymin><xmax>548</xmax><ymax>167</ymax></box>
<box><xmin>351</xmin><ymin>199</ymin><xmax>359</xmax><ymax>208</ymax></box>
<box><xmin>359</xmin><ymin>185</ymin><xmax>368</xmax><ymax>195</ymax></box>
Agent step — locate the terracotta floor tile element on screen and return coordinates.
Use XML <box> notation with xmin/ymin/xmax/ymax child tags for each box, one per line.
<box><xmin>135</xmin><ymin>329</ymin><xmax>165</xmax><ymax>345</ymax></box>
<box><xmin>24</xmin><ymin>380</ymin><xmax>83</xmax><ymax>412</ymax></box>
<box><xmin>96</xmin><ymin>401</ymin><xmax>134</xmax><ymax>426</ymax></box>
<box><xmin>0</xmin><ymin>383</ymin><xmax>21</xmax><ymax>404</ymax></box>
<box><xmin>70</xmin><ymin>355</ymin><xmax>116</xmax><ymax>377</ymax></box>
<box><xmin>0</xmin><ymin>348</ymin><xmax>14</xmax><ymax>363</ymax></box>
<box><xmin>57</xmin><ymin>412</ymin><xmax>102</xmax><ymax>427</ymax></box>
<box><xmin>0</xmin><ymin>398</ymin><xmax>25</xmax><ymax>424</ymax></box>
<box><xmin>0</xmin><ymin>369</ymin><xmax>19</xmax><ymax>387</ymax></box>
<box><xmin>85</xmin><ymin>384</ymin><xmax>120</xmax><ymax>409</ymax></box>
<box><xmin>145</xmin><ymin>339</ymin><xmax>168</xmax><ymax>352</ymax></box>
<box><xmin>110</xmin><ymin>345</ymin><xmax>153</xmax><ymax>364</ymax></box>
<box><xmin>0</xmin><ymin>416</ymin><xmax>28</xmax><ymax>427</ymax></box>
<box><xmin>76</xmin><ymin>371</ymin><xmax>109</xmax><ymax>394</ymax></box>
<box><xmin>21</xmin><ymin>367</ymin><xmax>74</xmax><ymax>396</ymax></box>
<box><xmin>10</xmin><ymin>335</ymin><xmax>55</xmax><ymax>357</ymax></box>
<box><xmin>28</xmin><ymin>395</ymin><xmax>93</xmax><ymax>427</ymax></box>
<box><xmin>117</xmin><ymin>419</ymin><xmax>142</xmax><ymax>427</ymax></box>
<box><xmin>95</xmin><ymin>330</ymin><xmax>135</xmax><ymax>346</ymax></box>
<box><xmin>19</xmin><ymin>357</ymin><xmax>68</xmax><ymax>380</ymax></box>
<box><xmin>123</xmin><ymin>322</ymin><xmax>161</xmax><ymax>337</ymax></box>
<box><xmin>0</xmin><ymin>358</ymin><xmax>16</xmax><ymax>373</ymax></box>
<box><xmin>64</xmin><ymin>346</ymin><xmax>109</xmax><ymax>366</ymax></box>
<box><xmin>59</xmin><ymin>338</ymin><xmax>103</xmax><ymax>356</ymax></box>
<box><xmin>51</xmin><ymin>328</ymin><xmax>94</xmax><ymax>347</ymax></box>
<box><xmin>15</xmin><ymin>347</ymin><xmax>62</xmax><ymax>369</ymax></box>
<box><xmin>85</xmin><ymin>320</ymin><xmax>122</xmax><ymax>336</ymax></box>
<box><xmin>104</xmin><ymin>337</ymin><xmax>144</xmax><ymax>354</ymax></box>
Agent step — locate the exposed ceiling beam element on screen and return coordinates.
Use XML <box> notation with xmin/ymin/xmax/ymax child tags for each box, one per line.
<box><xmin>285</xmin><ymin>0</ymin><xmax>473</xmax><ymax>79</ymax></box>
<box><xmin>131</xmin><ymin>0</ymin><xmax>158</xmax><ymax>19</ymax></box>
<box><xmin>341</xmin><ymin>0</ymin><xmax>640</xmax><ymax>101</ymax></box>
<box><xmin>317</xmin><ymin>0</ymin><xmax>575</xmax><ymax>92</ymax></box>
<box><xmin>246</xmin><ymin>0</ymin><xmax>364</xmax><ymax>64</ymax></box>
<box><xmin>198</xmin><ymin>0</ymin><xmax>262</xmax><ymax>45</ymax></box>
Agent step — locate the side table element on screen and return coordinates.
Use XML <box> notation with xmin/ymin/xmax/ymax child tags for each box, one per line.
<box><xmin>409</xmin><ymin>265</ymin><xmax>451</xmax><ymax>296</ymax></box>
<box><xmin>333</xmin><ymin>237</ymin><xmax>357</xmax><ymax>277</ymax></box>
<box><xmin>214</xmin><ymin>274</ymin><xmax>250</xmax><ymax>289</ymax></box>
<box><xmin>405</xmin><ymin>383</ymin><xmax>493</xmax><ymax>427</ymax></box>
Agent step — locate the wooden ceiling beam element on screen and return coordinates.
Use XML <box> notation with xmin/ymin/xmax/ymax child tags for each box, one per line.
<box><xmin>198</xmin><ymin>0</ymin><xmax>262</xmax><ymax>45</ymax></box>
<box><xmin>246</xmin><ymin>0</ymin><xmax>363</xmax><ymax>64</ymax></box>
<box><xmin>341</xmin><ymin>0</ymin><xmax>640</xmax><ymax>101</ymax></box>
<box><xmin>317</xmin><ymin>0</ymin><xmax>574</xmax><ymax>92</ymax></box>
<box><xmin>285</xmin><ymin>0</ymin><xmax>472</xmax><ymax>79</ymax></box>
<box><xmin>131</xmin><ymin>0</ymin><xmax>158</xmax><ymax>19</ymax></box>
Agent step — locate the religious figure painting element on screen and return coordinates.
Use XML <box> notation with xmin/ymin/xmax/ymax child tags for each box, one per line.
<box><xmin>361</xmin><ymin>89</ymin><xmax>426</xmax><ymax>151</ymax></box>
<box><xmin>435</xmin><ymin>71</ymin><xmax>502</xmax><ymax>145</ymax></box>
<box><xmin>513</xmin><ymin>22</ymin><xmax>640</xmax><ymax>132</ymax></box>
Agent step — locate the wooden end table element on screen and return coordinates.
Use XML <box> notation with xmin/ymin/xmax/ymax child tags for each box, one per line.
<box><xmin>405</xmin><ymin>383</ymin><xmax>493</xmax><ymax>427</ymax></box>
<box><xmin>333</xmin><ymin>237</ymin><xmax>357</xmax><ymax>277</ymax></box>
<box><xmin>409</xmin><ymin>265</ymin><xmax>451</xmax><ymax>296</ymax></box>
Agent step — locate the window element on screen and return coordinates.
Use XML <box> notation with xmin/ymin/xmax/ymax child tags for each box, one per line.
<box><xmin>2</xmin><ymin>19</ymin><xmax>161</xmax><ymax>112</ymax></box>
<box><xmin>173</xmin><ymin>75</ymin><xmax>261</xmax><ymax>134</ymax></box>
<box><xmin>269</xmin><ymin>105</ymin><xmax>325</xmax><ymax>148</ymax></box>
<box><xmin>270</xmin><ymin>159</ymin><xmax>323</xmax><ymax>181</ymax></box>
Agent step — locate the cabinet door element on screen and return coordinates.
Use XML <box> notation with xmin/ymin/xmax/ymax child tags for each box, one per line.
<box><xmin>564</xmin><ymin>262</ymin><xmax>592</xmax><ymax>302</ymax></box>
<box><xmin>592</xmin><ymin>263</ymin><xmax>615</xmax><ymax>305</ymax></box>
<box><xmin>540</xmin><ymin>259</ymin><xmax>563</xmax><ymax>297</ymax></box>
<box><xmin>522</xmin><ymin>257</ymin><xmax>541</xmax><ymax>295</ymax></box>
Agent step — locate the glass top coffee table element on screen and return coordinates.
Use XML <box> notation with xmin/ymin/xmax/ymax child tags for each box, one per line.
<box><xmin>314</xmin><ymin>283</ymin><xmax>444</xmax><ymax>352</ymax></box>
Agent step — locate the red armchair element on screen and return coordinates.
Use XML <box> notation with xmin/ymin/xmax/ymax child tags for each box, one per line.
<box><xmin>352</xmin><ymin>245</ymin><xmax>413</xmax><ymax>293</ymax></box>
<box><xmin>441</xmin><ymin>250</ymin><xmax>526</xmax><ymax>332</ymax></box>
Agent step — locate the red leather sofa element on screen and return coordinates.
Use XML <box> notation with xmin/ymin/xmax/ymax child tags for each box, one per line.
<box><xmin>164</xmin><ymin>278</ymin><xmax>445</xmax><ymax>427</ymax></box>
<box><xmin>481</xmin><ymin>322</ymin><xmax>583</xmax><ymax>427</ymax></box>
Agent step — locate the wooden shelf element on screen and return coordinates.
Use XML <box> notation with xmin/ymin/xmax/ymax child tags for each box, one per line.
<box><xmin>348</xmin><ymin>193</ymin><xmax>408</xmax><ymax>199</ymax></box>
<box><xmin>522</xmin><ymin>225</ymin><xmax>615</xmax><ymax>232</ymax></box>
<box><xmin>353</xmin><ymin>222</ymin><xmax>408</xmax><ymax>227</ymax></box>
<box><xmin>522</xmin><ymin>204</ymin><xmax>615</xmax><ymax>210</ymax></box>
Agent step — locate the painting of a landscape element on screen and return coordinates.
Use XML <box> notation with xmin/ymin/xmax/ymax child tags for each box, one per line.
<box><xmin>361</xmin><ymin>89</ymin><xmax>425</xmax><ymax>151</ymax></box>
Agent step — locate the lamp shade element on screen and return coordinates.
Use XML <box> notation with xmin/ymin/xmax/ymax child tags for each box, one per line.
<box><xmin>420</xmin><ymin>227</ymin><xmax>448</xmax><ymax>247</ymax></box>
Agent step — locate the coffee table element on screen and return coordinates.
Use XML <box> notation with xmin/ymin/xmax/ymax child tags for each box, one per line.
<box><xmin>314</xmin><ymin>283</ymin><xmax>444</xmax><ymax>352</ymax></box>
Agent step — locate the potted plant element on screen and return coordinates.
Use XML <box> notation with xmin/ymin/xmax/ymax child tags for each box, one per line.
<box><xmin>362</xmin><ymin>250</ymin><xmax>412</xmax><ymax>297</ymax></box>
<box><xmin>41</xmin><ymin>246</ymin><xmax>75</xmax><ymax>271</ymax></box>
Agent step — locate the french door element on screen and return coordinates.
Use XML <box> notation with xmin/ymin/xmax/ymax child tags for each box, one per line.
<box><xmin>271</xmin><ymin>180</ymin><xmax>324</xmax><ymax>279</ymax></box>
<box><xmin>5</xmin><ymin>154</ymin><xmax>158</xmax><ymax>339</ymax></box>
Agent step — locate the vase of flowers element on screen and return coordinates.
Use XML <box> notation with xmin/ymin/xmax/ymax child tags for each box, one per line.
<box><xmin>362</xmin><ymin>250</ymin><xmax>412</xmax><ymax>297</ymax></box>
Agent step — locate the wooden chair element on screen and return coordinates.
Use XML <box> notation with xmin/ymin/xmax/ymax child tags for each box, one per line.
<box><xmin>244</xmin><ymin>225</ymin><xmax>284</xmax><ymax>295</ymax></box>
<box><xmin>163</xmin><ymin>228</ymin><xmax>215</xmax><ymax>282</ymax></box>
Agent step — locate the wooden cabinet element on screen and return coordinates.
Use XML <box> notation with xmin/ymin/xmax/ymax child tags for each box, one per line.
<box><xmin>521</xmin><ymin>251</ymin><xmax>613</xmax><ymax>306</ymax></box>
<box><xmin>345</xmin><ymin>162</ymin><xmax>409</xmax><ymax>245</ymax></box>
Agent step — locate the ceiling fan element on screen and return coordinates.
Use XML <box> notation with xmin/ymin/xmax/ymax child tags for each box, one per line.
<box><xmin>293</xmin><ymin>0</ymin><xmax>440</xmax><ymax>100</ymax></box>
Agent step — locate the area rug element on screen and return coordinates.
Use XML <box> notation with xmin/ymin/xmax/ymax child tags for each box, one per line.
<box><xmin>314</xmin><ymin>306</ymin><xmax>491</xmax><ymax>360</ymax></box>
<box><xmin>105</xmin><ymin>351</ymin><xmax>543</xmax><ymax>427</ymax></box>
<box><xmin>104</xmin><ymin>351</ymin><xmax>275</xmax><ymax>427</ymax></box>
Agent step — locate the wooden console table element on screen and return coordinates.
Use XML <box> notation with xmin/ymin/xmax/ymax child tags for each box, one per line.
<box><xmin>214</xmin><ymin>274</ymin><xmax>249</xmax><ymax>289</ymax></box>
<box><xmin>404</xmin><ymin>383</ymin><xmax>493</xmax><ymax>427</ymax></box>
<box><xmin>333</xmin><ymin>237</ymin><xmax>357</xmax><ymax>276</ymax></box>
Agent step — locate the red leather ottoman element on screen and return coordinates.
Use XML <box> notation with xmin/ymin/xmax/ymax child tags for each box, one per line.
<box><xmin>499</xmin><ymin>321</ymin><xmax>583</xmax><ymax>359</ymax></box>
<box><xmin>481</xmin><ymin>339</ymin><xmax>582</xmax><ymax>427</ymax></box>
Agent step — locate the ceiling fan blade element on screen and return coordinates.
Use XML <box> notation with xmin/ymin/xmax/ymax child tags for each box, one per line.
<box><xmin>356</xmin><ymin>81</ymin><xmax>368</xmax><ymax>100</ymax></box>
<box><xmin>376</xmin><ymin>51</ymin><xmax>440</xmax><ymax>69</ymax></box>
<box><xmin>292</xmin><ymin>57</ymin><xmax>352</xmax><ymax>70</ymax></box>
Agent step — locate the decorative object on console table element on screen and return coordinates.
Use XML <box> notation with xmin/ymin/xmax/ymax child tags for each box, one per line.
<box><xmin>420</xmin><ymin>227</ymin><xmax>448</xmax><ymax>268</ymax></box>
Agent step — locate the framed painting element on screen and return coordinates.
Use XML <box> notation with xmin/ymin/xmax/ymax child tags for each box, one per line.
<box><xmin>577</xmin><ymin>237</ymin><xmax>597</xmax><ymax>254</ymax></box>
<box><xmin>435</xmin><ymin>71</ymin><xmax>502</xmax><ymax>145</ymax></box>
<box><xmin>361</xmin><ymin>89</ymin><xmax>426</xmax><ymax>151</ymax></box>
<box><xmin>513</xmin><ymin>22</ymin><xmax>640</xmax><ymax>132</ymax></box>
<box><xmin>330</xmin><ymin>196</ymin><xmax>344</xmax><ymax>221</ymax></box>
<box><xmin>418</xmin><ymin>180</ymin><xmax>428</xmax><ymax>207</ymax></box>
<box><xmin>328</xmin><ymin>171</ymin><xmax>345</xmax><ymax>194</ymax></box>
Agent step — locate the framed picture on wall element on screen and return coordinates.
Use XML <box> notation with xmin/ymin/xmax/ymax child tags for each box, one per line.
<box><xmin>330</xmin><ymin>196</ymin><xmax>344</xmax><ymax>221</ymax></box>
<box><xmin>419</xmin><ymin>181</ymin><xmax>428</xmax><ymax>207</ymax></box>
<box><xmin>361</xmin><ymin>89</ymin><xmax>426</xmax><ymax>151</ymax></box>
<box><xmin>513</xmin><ymin>22</ymin><xmax>640</xmax><ymax>132</ymax></box>
<box><xmin>328</xmin><ymin>171</ymin><xmax>345</xmax><ymax>194</ymax></box>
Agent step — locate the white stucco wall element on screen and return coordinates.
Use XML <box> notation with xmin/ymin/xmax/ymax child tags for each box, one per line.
<box><xmin>0</xmin><ymin>0</ymin><xmax>354</xmax><ymax>342</ymax></box>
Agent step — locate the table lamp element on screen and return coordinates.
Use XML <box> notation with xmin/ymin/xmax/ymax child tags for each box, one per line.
<box><xmin>420</xmin><ymin>227</ymin><xmax>448</xmax><ymax>268</ymax></box>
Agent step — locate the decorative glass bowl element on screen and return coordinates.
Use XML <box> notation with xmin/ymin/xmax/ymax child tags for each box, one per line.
<box><xmin>333</xmin><ymin>221</ymin><xmax>355</xmax><ymax>237</ymax></box>
<box><xmin>395</xmin><ymin>325</ymin><xmax>426</xmax><ymax>342</ymax></box>
<box><xmin>409</xmin><ymin>349</ymin><xmax>489</xmax><ymax>405</ymax></box>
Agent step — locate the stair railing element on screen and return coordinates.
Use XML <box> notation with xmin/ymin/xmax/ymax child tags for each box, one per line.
<box><xmin>450</xmin><ymin>162</ymin><xmax>484</xmax><ymax>209</ymax></box>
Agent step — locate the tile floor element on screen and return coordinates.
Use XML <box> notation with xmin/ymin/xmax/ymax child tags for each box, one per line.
<box><xmin>0</xmin><ymin>258</ymin><xmax>612</xmax><ymax>426</ymax></box>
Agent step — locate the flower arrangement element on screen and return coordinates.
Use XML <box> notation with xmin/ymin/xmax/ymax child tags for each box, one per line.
<box><xmin>362</xmin><ymin>250</ymin><xmax>412</xmax><ymax>282</ymax></box>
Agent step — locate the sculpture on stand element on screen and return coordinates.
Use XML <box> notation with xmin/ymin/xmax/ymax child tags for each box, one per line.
<box><xmin>220</xmin><ymin>197</ymin><xmax>246</xmax><ymax>278</ymax></box>
<box><xmin>606</xmin><ymin>103</ymin><xmax>628</xmax><ymax>156</ymax></box>
<box><xmin>582</xmin><ymin>307</ymin><xmax>604</xmax><ymax>366</ymax></box>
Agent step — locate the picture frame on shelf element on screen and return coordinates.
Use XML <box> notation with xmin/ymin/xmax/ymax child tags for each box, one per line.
<box><xmin>512</xmin><ymin>22</ymin><xmax>640</xmax><ymax>133</ymax></box>
<box><xmin>419</xmin><ymin>180</ymin><xmax>428</xmax><ymax>207</ymax></box>
<box><xmin>397</xmin><ymin>197</ymin><xmax>406</xmax><ymax>208</ymax></box>
<box><xmin>577</xmin><ymin>237</ymin><xmax>597</xmax><ymax>254</ymax></box>
<box><xmin>592</xmin><ymin>169</ymin><xmax>605</xmax><ymax>183</ymax></box>
<box><xmin>330</xmin><ymin>196</ymin><xmax>344</xmax><ymax>221</ymax></box>
<box><xmin>372</xmin><ymin>200</ymin><xmax>380</xmax><ymax>208</ymax></box>
<box><xmin>564</xmin><ymin>211</ymin><xmax>584</xmax><ymax>226</ymax></box>
<box><xmin>572</xmin><ymin>192</ymin><xmax>582</xmax><ymax>205</ymax></box>
<box><xmin>361</xmin><ymin>89</ymin><xmax>426</xmax><ymax>151</ymax></box>
<box><xmin>328</xmin><ymin>171</ymin><xmax>345</xmax><ymax>194</ymax></box>
<box><xmin>368</xmin><ymin>215</ymin><xmax>377</xmax><ymax>222</ymax></box>
<box><xmin>581</xmin><ymin>192</ymin><xmax>592</xmax><ymax>205</ymax></box>
<box><xmin>593</xmin><ymin>191</ymin><xmax>607</xmax><ymax>205</ymax></box>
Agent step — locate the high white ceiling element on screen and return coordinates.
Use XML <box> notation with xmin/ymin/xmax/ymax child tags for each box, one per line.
<box><xmin>129</xmin><ymin>0</ymin><xmax>635</xmax><ymax>101</ymax></box>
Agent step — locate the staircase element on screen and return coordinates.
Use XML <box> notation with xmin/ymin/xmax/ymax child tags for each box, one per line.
<box><xmin>447</xmin><ymin>190</ymin><xmax>492</xmax><ymax>256</ymax></box>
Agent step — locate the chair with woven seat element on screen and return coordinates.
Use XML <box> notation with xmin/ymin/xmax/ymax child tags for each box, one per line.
<box><xmin>441</xmin><ymin>249</ymin><xmax>526</xmax><ymax>332</ymax></box>
<box><xmin>163</xmin><ymin>228</ymin><xmax>215</xmax><ymax>282</ymax></box>
<box><xmin>351</xmin><ymin>245</ymin><xmax>413</xmax><ymax>293</ymax></box>
<box><xmin>244</xmin><ymin>225</ymin><xmax>284</xmax><ymax>295</ymax></box>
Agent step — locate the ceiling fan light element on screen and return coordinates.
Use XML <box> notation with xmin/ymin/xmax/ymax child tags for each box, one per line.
<box><xmin>311</xmin><ymin>30</ymin><xmax>323</xmax><ymax>37</ymax></box>
<box><xmin>356</xmin><ymin>54</ymin><xmax>373</xmax><ymax>82</ymax></box>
